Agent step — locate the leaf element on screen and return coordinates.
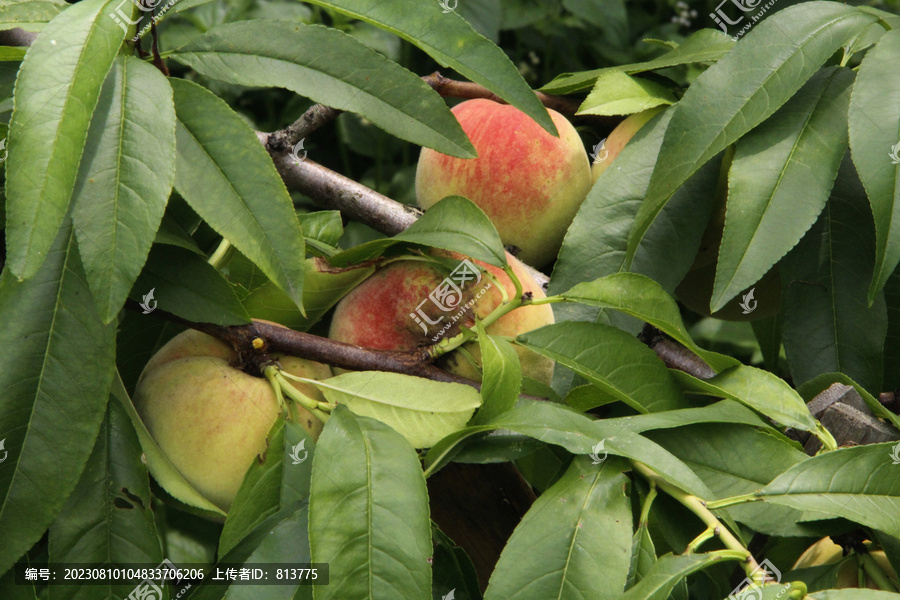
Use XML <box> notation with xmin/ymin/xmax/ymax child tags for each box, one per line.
<box><xmin>170</xmin><ymin>78</ymin><xmax>307</xmax><ymax>312</ymax></box>
<box><xmin>0</xmin><ymin>222</ymin><xmax>116</xmax><ymax>575</ymax></box>
<box><xmin>645</xmin><ymin>424</ymin><xmax>820</xmax><ymax>537</ymax></box>
<box><xmin>302</xmin><ymin>0</ymin><xmax>555</xmax><ymax>136</ymax></box>
<box><xmin>556</xmin><ymin>272</ymin><xmax>738</xmax><ymax>372</ymax></box>
<box><xmin>305</xmin><ymin>371</ymin><xmax>482</xmax><ymax>448</ymax></box>
<box><xmin>540</xmin><ymin>29</ymin><xmax>736</xmax><ymax>94</ymax></box>
<box><xmin>309</xmin><ymin>406</ymin><xmax>431</xmax><ymax>600</ymax></box>
<box><xmin>517</xmin><ymin>322</ymin><xmax>687</xmax><ymax>414</ymax></box>
<box><xmin>170</xmin><ymin>21</ymin><xmax>474</xmax><ymax>158</ymax></box>
<box><xmin>71</xmin><ymin>56</ymin><xmax>176</xmax><ymax>323</ymax></box>
<box><xmin>47</xmin><ymin>399</ymin><xmax>164</xmax><ymax>600</ymax></box>
<box><xmin>5</xmin><ymin>0</ymin><xmax>123</xmax><ymax>279</ymax></box>
<box><xmin>602</xmin><ymin>400</ymin><xmax>769</xmax><ymax>434</ymax></box>
<box><xmin>550</xmin><ymin>108</ymin><xmax>720</xmax><ymax>320</ymax></box>
<box><xmin>577</xmin><ymin>70</ymin><xmax>676</xmax><ymax>116</ymax></box>
<box><xmin>129</xmin><ymin>244</ymin><xmax>250</xmax><ymax>326</ymax></box>
<box><xmin>111</xmin><ymin>373</ymin><xmax>226</xmax><ymax>517</ymax></box>
<box><xmin>189</xmin><ymin>503</ymin><xmax>312</xmax><ymax>600</ymax></box>
<box><xmin>619</xmin><ymin>552</ymin><xmax>738</xmax><ymax>600</ymax></box>
<box><xmin>848</xmin><ymin>28</ymin><xmax>900</xmax><ymax>302</ymax></box>
<box><xmin>780</xmin><ymin>154</ymin><xmax>887</xmax><ymax>393</ymax></box>
<box><xmin>884</xmin><ymin>269</ymin><xmax>900</xmax><ymax>391</ymax></box>
<box><xmin>432</xmin><ymin>525</ymin><xmax>482</xmax><ymax>600</ymax></box>
<box><xmin>484</xmin><ymin>457</ymin><xmax>632</xmax><ymax>600</ymax></box>
<box><xmin>628</xmin><ymin>3</ymin><xmax>878</xmax><ymax>267</ymax></box>
<box><xmin>712</xmin><ymin>66</ymin><xmax>855</xmax><ymax>311</ymax></box>
<box><xmin>0</xmin><ymin>0</ymin><xmax>67</xmax><ymax>32</ymax></box>
<box><xmin>300</xmin><ymin>211</ymin><xmax>344</xmax><ymax>249</ymax></box>
<box><xmin>671</xmin><ymin>365</ymin><xmax>827</xmax><ymax>440</ymax></box>
<box><xmin>757</xmin><ymin>443</ymin><xmax>900</xmax><ymax>538</ymax></box>
<box><xmin>219</xmin><ymin>419</ymin><xmax>316</xmax><ymax>558</ymax></box>
<box><xmin>487</xmin><ymin>400</ymin><xmax>714</xmax><ymax>499</ymax></box>
<box><xmin>472</xmin><ymin>324</ymin><xmax>521</xmax><ymax>425</ymax></box>
<box><xmin>240</xmin><ymin>259</ymin><xmax>374</xmax><ymax>331</ymax></box>
<box><xmin>628</xmin><ymin>519</ymin><xmax>656</xmax><ymax>587</ymax></box>
<box><xmin>330</xmin><ymin>196</ymin><xmax>507</xmax><ymax>268</ymax></box>
<box><xmin>810</xmin><ymin>591</ymin><xmax>900</xmax><ymax>600</ymax></box>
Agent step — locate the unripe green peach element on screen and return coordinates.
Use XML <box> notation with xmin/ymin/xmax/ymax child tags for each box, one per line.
<box><xmin>133</xmin><ymin>321</ymin><xmax>331</xmax><ymax>513</ymax></box>
<box><xmin>591</xmin><ymin>106</ymin><xmax>664</xmax><ymax>182</ymax></box>
<box><xmin>416</xmin><ymin>99</ymin><xmax>592</xmax><ymax>267</ymax></box>
<box><xmin>328</xmin><ymin>252</ymin><xmax>555</xmax><ymax>384</ymax></box>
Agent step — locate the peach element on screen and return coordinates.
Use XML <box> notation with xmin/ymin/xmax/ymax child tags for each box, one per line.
<box><xmin>416</xmin><ymin>99</ymin><xmax>592</xmax><ymax>267</ymax></box>
<box><xmin>591</xmin><ymin>106</ymin><xmax>664</xmax><ymax>182</ymax></box>
<box><xmin>133</xmin><ymin>321</ymin><xmax>331</xmax><ymax>512</ymax></box>
<box><xmin>328</xmin><ymin>252</ymin><xmax>555</xmax><ymax>384</ymax></box>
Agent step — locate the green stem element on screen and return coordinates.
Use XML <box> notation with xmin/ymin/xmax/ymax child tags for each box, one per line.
<box><xmin>207</xmin><ymin>238</ymin><xmax>235</xmax><ymax>270</ymax></box>
<box><xmin>638</xmin><ymin>483</ymin><xmax>657</xmax><ymax>526</ymax></box>
<box><xmin>265</xmin><ymin>365</ymin><xmax>289</xmax><ymax>416</ymax></box>
<box><xmin>705</xmin><ymin>493</ymin><xmax>762</xmax><ymax>510</ymax></box>
<box><xmin>686</xmin><ymin>527</ymin><xmax>717</xmax><ymax>554</ymax></box>
<box><xmin>859</xmin><ymin>553</ymin><xmax>899</xmax><ymax>592</ymax></box>
<box><xmin>275</xmin><ymin>372</ymin><xmax>332</xmax><ymax>422</ymax></box>
<box><xmin>631</xmin><ymin>462</ymin><xmax>761</xmax><ymax>579</ymax></box>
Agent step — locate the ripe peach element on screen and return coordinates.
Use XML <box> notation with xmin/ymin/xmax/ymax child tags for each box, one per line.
<box><xmin>133</xmin><ymin>322</ymin><xmax>331</xmax><ymax>512</ymax></box>
<box><xmin>415</xmin><ymin>99</ymin><xmax>592</xmax><ymax>267</ymax></box>
<box><xmin>328</xmin><ymin>252</ymin><xmax>555</xmax><ymax>384</ymax></box>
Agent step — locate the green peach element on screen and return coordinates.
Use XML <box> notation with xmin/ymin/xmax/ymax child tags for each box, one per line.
<box><xmin>133</xmin><ymin>322</ymin><xmax>331</xmax><ymax>512</ymax></box>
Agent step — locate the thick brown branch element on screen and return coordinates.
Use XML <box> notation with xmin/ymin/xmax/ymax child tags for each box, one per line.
<box><xmin>421</xmin><ymin>71</ymin><xmax>583</xmax><ymax>117</ymax></box>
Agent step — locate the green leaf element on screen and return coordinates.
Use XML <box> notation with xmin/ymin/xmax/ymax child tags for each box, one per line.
<box><xmin>628</xmin><ymin>518</ymin><xmax>656</xmax><ymax>587</ymax></box>
<box><xmin>577</xmin><ymin>70</ymin><xmax>675</xmax><ymax>116</ymax></box>
<box><xmin>5</xmin><ymin>0</ymin><xmax>123</xmax><ymax>279</ymax></box>
<box><xmin>170</xmin><ymin>78</ymin><xmax>307</xmax><ymax>312</ymax></box>
<box><xmin>170</xmin><ymin>21</ymin><xmax>475</xmax><ymax>158</ymax></box>
<box><xmin>602</xmin><ymin>400</ymin><xmax>769</xmax><ymax>433</ymax></box>
<box><xmin>472</xmin><ymin>324</ymin><xmax>521</xmax><ymax>425</ymax></box>
<box><xmin>47</xmin><ymin>399</ymin><xmax>164</xmax><ymax>600</ymax></box>
<box><xmin>884</xmin><ymin>269</ymin><xmax>900</xmax><ymax>391</ymax></box>
<box><xmin>111</xmin><ymin>373</ymin><xmax>226</xmax><ymax>517</ymax></box>
<box><xmin>432</xmin><ymin>525</ymin><xmax>482</xmax><ymax>600</ymax></box>
<box><xmin>484</xmin><ymin>457</ymin><xmax>632</xmax><ymax>600</ymax></box>
<box><xmin>309</xmin><ymin>406</ymin><xmax>431</xmax><ymax>600</ymax></box>
<box><xmin>712</xmin><ymin>66</ymin><xmax>855</xmax><ymax>311</ymax></box>
<box><xmin>302</xmin><ymin>0</ymin><xmax>555</xmax><ymax>136</ymax></box>
<box><xmin>848</xmin><ymin>28</ymin><xmax>900</xmax><ymax>302</ymax></box>
<box><xmin>189</xmin><ymin>503</ymin><xmax>312</xmax><ymax>600</ymax></box>
<box><xmin>619</xmin><ymin>552</ymin><xmax>738</xmax><ymax>600</ymax></box>
<box><xmin>240</xmin><ymin>259</ymin><xmax>374</xmax><ymax>331</ymax></box>
<box><xmin>0</xmin><ymin>0</ymin><xmax>67</xmax><ymax>32</ymax></box>
<box><xmin>130</xmin><ymin>244</ymin><xmax>251</xmax><ymax>326</ymax></box>
<box><xmin>0</xmin><ymin>47</ymin><xmax>27</xmax><ymax>61</ymax></box>
<box><xmin>758</xmin><ymin>443</ymin><xmax>900</xmax><ymax>538</ymax></box>
<box><xmin>517</xmin><ymin>322</ymin><xmax>687</xmax><ymax>413</ymax></box>
<box><xmin>220</xmin><ymin>419</ymin><xmax>316</xmax><ymax>558</ymax></box>
<box><xmin>304</xmin><ymin>371</ymin><xmax>481</xmax><ymax>448</ymax></box>
<box><xmin>556</xmin><ymin>272</ymin><xmax>738</xmax><ymax>372</ymax></box>
<box><xmin>300</xmin><ymin>211</ymin><xmax>344</xmax><ymax>249</ymax></box>
<box><xmin>646</xmin><ymin>424</ymin><xmax>818</xmax><ymax>536</ymax></box>
<box><xmin>487</xmin><ymin>400</ymin><xmax>714</xmax><ymax>498</ymax></box>
<box><xmin>331</xmin><ymin>195</ymin><xmax>507</xmax><ymax>268</ymax></box>
<box><xmin>780</xmin><ymin>154</ymin><xmax>887</xmax><ymax>393</ymax></box>
<box><xmin>628</xmin><ymin>3</ymin><xmax>877</xmax><ymax>267</ymax></box>
<box><xmin>671</xmin><ymin>364</ymin><xmax>827</xmax><ymax>440</ymax></box>
<box><xmin>0</xmin><ymin>222</ymin><xmax>116</xmax><ymax>575</ymax></box>
<box><xmin>71</xmin><ymin>56</ymin><xmax>176</xmax><ymax>323</ymax></box>
<box><xmin>540</xmin><ymin>29</ymin><xmax>736</xmax><ymax>94</ymax></box>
